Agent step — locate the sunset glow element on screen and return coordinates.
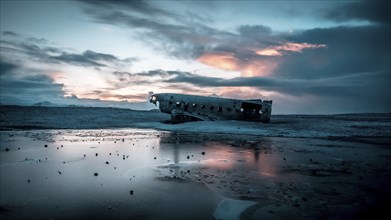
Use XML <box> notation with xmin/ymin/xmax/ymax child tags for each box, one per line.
<box><xmin>256</xmin><ymin>42</ymin><xmax>326</xmax><ymax>56</ymax></box>
<box><xmin>0</xmin><ymin>0</ymin><xmax>389</xmax><ymax>113</ymax></box>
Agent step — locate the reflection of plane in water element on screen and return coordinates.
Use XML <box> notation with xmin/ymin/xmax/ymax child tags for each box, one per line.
<box><xmin>150</xmin><ymin>93</ymin><xmax>272</xmax><ymax>123</ymax></box>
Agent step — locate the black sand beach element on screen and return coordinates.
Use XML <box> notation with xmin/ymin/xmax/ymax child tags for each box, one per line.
<box><xmin>1</xmin><ymin>106</ymin><xmax>390</xmax><ymax>219</ymax></box>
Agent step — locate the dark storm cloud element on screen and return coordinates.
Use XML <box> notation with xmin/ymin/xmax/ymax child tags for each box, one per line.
<box><xmin>163</xmin><ymin>70</ymin><xmax>391</xmax><ymax>97</ymax></box>
<box><xmin>277</xmin><ymin>25</ymin><xmax>391</xmax><ymax>79</ymax></box>
<box><xmin>52</xmin><ymin>50</ymin><xmax>131</xmax><ymax>67</ymax></box>
<box><xmin>0</xmin><ymin>60</ymin><xmax>19</xmax><ymax>75</ymax></box>
<box><xmin>79</xmin><ymin>0</ymin><xmax>232</xmax><ymax>59</ymax></box>
<box><xmin>322</xmin><ymin>0</ymin><xmax>391</xmax><ymax>24</ymax></box>
<box><xmin>0</xmin><ymin>72</ymin><xmax>65</xmax><ymax>105</ymax></box>
<box><xmin>1</xmin><ymin>37</ymin><xmax>137</xmax><ymax>68</ymax></box>
<box><xmin>237</xmin><ymin>25</ymin><xmax>272</xmax><ymax>37</ymax></box>
<box><xmin>79</xmin><ymin>0</ymin><xmax>179</xmax><ymax>19</ymax></box>
<box><xmin>2</xmin><ymin>31</ymin><xmax>20</xmax><ymax>37</ymax></box>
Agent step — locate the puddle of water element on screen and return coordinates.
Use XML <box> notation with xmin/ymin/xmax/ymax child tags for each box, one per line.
<box><xmin>1</xmin><ymin>129</ymin><xmax>390</xmax><ymax>219</ymax></box>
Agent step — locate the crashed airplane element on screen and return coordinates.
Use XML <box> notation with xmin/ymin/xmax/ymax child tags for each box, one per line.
<box><xmin>150</xmin><ymin>93</ymin><xmax>272</xmax><ymax>123</ymax></box>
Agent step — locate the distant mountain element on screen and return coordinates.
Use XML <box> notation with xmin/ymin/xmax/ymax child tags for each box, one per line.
<box><xmin>32</xmin><ymin>101</ymin><xmax>61</xmax><ymax>107</ymax></box>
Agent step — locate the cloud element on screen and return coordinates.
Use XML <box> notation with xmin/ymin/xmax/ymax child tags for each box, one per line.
<box><xmin>276</xmin><ymin>25</ymin><xmax>391</xmax><ymax>79</ymax></box>
<box><xmin>79</xmin><ymin>0</ymin><xmax>180</xmax><ymax>19</ymax></box>
<box><xmin>0</xmin><ymin>72</ymin><xmax>65</xmax><ymax>105</ymax></box>
<box><xmin>256</xmin><ymin>42</ymin><xmax>326</xmax><ymax>56</ymax></box>
<box><xmin>78</xmin><ymin>2</ymin><xmax>329</xmax><ymax>78</ymax></box>
<box><xmin>0</xmin><ymin>60</ymin><xmax>19</xmax><ymax>75</ymax></box>
<box><xmin>321</xmin><ymin>1</ymin><xmax>391</xmax><ymax>25</ymax></box>
<box><xmin>2</xmin><ymin>31</ymin><xmax>20</xmax><ymax>37</ymax></box>
<box><xmin>1</xmin><ymin>36</ymin><xmax>137</xmax><ymax>69</ymax></box>
<box><xmin>163</xmin><ymin>69</ymin><xmax>391</xmax><ymax>97</ymax></box>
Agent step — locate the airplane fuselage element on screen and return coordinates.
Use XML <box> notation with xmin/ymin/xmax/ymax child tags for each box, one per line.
<box><xmin>150</xmin><ymin>93</ymin><xmax>272</xmax><ymax>123</ymax></box>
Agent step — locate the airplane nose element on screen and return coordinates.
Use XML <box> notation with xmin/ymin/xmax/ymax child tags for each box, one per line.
<box><xmin>150</xmin><ymin>95</ymin><xmax>157</xmax><ymax>104</ymax></box>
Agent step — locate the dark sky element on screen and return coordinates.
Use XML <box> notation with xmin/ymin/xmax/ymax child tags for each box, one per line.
<box><xmin>0</xmin><ymin>0</ymin><xmax>390</xmax><ymax>113</ymax></box>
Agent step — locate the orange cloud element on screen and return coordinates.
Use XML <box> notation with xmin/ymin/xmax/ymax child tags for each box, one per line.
<box><xmin>256</xmin><ymin>42</ymin><xmax>326</xmax><ymax>56</ymax></box>
<box><xmin>197</xmin><ymin>52</ymin><xmax>240</xmax><ymax>71</ymax></box>
<box><xmin>197</xmin><ymin>52</ymin><xmax>278</xmax><ymax>77</ymax></box>
<box><xmin>218</xmin><ymin>87</ymin><xmax>271</xmax><ymax>100</ymax></box>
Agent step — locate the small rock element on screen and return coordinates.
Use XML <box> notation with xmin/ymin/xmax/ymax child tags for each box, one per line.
<box><xmin>58</xmin><ymin>171</ymin><xmax>62</xmax><ymax>175</ymax></box>
<box><xmin>187</xmin><ymin>156</ymin><xmax>190</xmax><ymax>159</ymax></box>
<box><xmin>84</xmin><ymin>154</ymin><xmax>86</xmax><ymax>157</ymax></box>
<box><xmin>57</xmin><ymin>147</ymin><xmax>59</xmax><ymax>150</ymax></box>
<box><xmin>201</xmin><ymin>152</ymin><xmax>205</xmax><ymax>155</ymax></box>
<box><xmin>28</xmin><ymin>179</ymin><xmax>31</xmax><ymax>183</ymax></box>
<box><xmin>63</xmin><ymin>161</ymin><xmax>65</xmax><ymax>164</ymax></box>
<box><xmin>44</xmin><ymin>145</ymin><xmax>48</xmax><ymax>148</ymax></box>
<box><xmin>94</xmin><ymin>173</ymin><xmax>98</xmax><ymax>176</ymax></box>
<box><xmin>18</xmin><ymin>148</ymin><xmax>20</xmax><ymax>150</ymax></box>
<box><xmin>309</xmin><ymin>158</ymin><xmax>313</xmax><ymax>162</ymax></box>
<box><xmin>106</xmin><ymin>161</ymin><xmax>109</xmax><ymax>164</ymax></box>
<box><xmin>130</xmin><ymin>190</ymin><xmax>134</xmax><ymax>195</ymax></box>
<box><xmin>109</xmin><ymin>153</ymin><xmax>111</xmax><ymax>155</ymax></box>
<box><xmin>5</xmin><ymin>148</ymin><xmax>9</xmax><ymax>152</ymax></box>
<box><xmin>122</xmin><ymin>139</ymin><xmax>125</xmax><ymax>142</ymax></box>
<box><xmin>114</xmin><ymin>167</ymin><xmax>116</xmax><ymax>169</ymax></box>
<box><xmin>154</xmin><ymin>157</ymin><xmax>156</xmax><ymax>160</ymax></box>
<box><xmin>283</xmin><ymin>158</ymin><xmax>286</xmax><ymax>160</ymax></box>
<box><xmin>61</xmin><ymin>145</ymin><xmax>63</xmax><ymax>148</ymax></box>
<box><xmin>95</xmin><ymin>153</ymin><xmax>98</xmax><ymax>156</ymax></box>
<box><xmin>187</xmin><ymin>170</ymin><xmax>190</xmax><ymax>173</ymax></box>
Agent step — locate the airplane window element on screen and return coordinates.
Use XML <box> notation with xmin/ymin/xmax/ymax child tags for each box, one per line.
<box><xmin>218</xmin><ymin>107</ymin><xmax>223</xmax><ymax>112</ymax></box>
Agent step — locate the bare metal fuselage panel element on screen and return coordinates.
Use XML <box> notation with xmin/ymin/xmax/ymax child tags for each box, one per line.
<box><xmin>150</xmin><ymin>93</ymin><xmax>272</xmax><ymax>123</ymax></box>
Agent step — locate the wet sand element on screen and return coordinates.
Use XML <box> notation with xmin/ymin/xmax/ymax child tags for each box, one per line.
<box><xmin>1</xmin><ymin>129</ymin><xmax>390</xmax><ymax>219</ymax></box>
